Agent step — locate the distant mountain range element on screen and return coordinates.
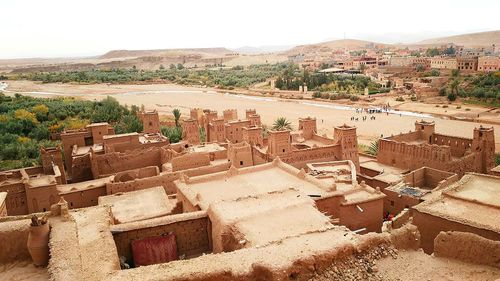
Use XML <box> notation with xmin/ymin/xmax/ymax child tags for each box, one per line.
<box><xmin>0</xmin><ymin>30</ymin><xmax>498</xmax><ymax>73</ymax></box>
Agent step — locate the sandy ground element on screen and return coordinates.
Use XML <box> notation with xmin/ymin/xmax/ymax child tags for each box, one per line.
<box><xmin>0</xmin><ymin>260</ymin><xmax>48</xmax><ymax>281</ymax></box>
<box><xmin>376</xmin><ymin>249</ymin><xmax>500</xmax><ymax>281</ymax></box>
<box><xmin>4</xmin><ymin>80</ymin><xmax>500</xmax><ymax>152</ymax></box>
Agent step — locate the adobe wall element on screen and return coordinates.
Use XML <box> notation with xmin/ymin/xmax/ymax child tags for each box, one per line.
<box><xmin>357</xmin><ymin>174</ymin><xmax>391</xmax><ymax>191</ymax></box>
<box><xmin>0</xmin><ymin>218</ymin><xmax>31</xmax><ymax>263</ymax></box>
<box><xmin>384</xmin><ymin>189</ymin><xmax>420</xmax><ymax>215</ymax></box>
<box><xmin>277</xmin><ymin>145</ymin><xmax>341</xmax><ymax>169</ymax></box>
<box><xmin>412</xmin><ymin>209</ymin><xmax>500</xmax><ymax>254</ymax></box>
<box><xmin>108</xmin><ymin>225</ymin><xmax>421</xmax><ymax>281</ymax></box>
<box><xmin>60</xmin><ymin>185</ymin><xmax>107</xmax><ymax>209</ymax></box>
<box><xmin>0</xmin><ymin>182</ymin><xmax>28</xmax><ymax>215</ymax></box>
<box><xmin>107</xmin><ymin>173</ymin><xmax>179</xmax><ymax>195</ymax></box>
<box><xmin>26</xmin><ymin>184</ymin><xmax>59</xmax><ymax>213</ymax></box>
<box><xmin>315</xmin><ymin>194</ymin><xmax>342</xmax><ymax>219</ymax></box>
<box><xmin>378</xmin><ymin>139</ymin><xmax>479</xmax><ymax>176</ymax></box>
<box><xmin>91</xmin><ymin>147</ymin><xmax>165</xmax><ymax>177</ymax></box>
<box><xmin>434</xmin><ymin>231</ymin><xmax>500</xmax><ymax>268</ymax></box>
<box><xmin>311</xmin><ymin>134</ymin><xmax>336</xmax><ymax>145</ymax></box>
<box><xmin>339</xmin><ymin>199</ymin><xmax>384</xmax><ymax>233</ymax></box>
<box><xmin>171</xmin><ymin>152</ymin><xmax>210</xmax><ymax>172</ymax></box>
<box><xmin>112</xmin><ymin>211</ymin><xmax>211</xmax><ymax>262</ymax></box>
<box><xmin>431</xmin><ymin>133</ymin><xmax>472</xmax><ymax>157</ymax></box>
<box><xmin>71</xmin><ymin>153</ymin><xmax>93</xmax><ymax>182</ymax></box>
<box><xmin>388</xmin><ymin>131</ymin><xmax>422</xmax><ymax>142</ymax></box>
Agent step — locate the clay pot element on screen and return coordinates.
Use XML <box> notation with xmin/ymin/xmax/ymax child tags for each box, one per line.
<box><xmin>27</xmin><ymin>223</ymin><xmax>50</xmax><ymax>266</ymax></box>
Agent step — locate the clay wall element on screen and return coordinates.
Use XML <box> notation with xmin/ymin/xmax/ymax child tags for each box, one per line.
<box><xmin>384</xmin><ymin>190</ymin><xmax>420</xmax><ymax>215</ymax></box>
<box><xmin>223</xmin><ymin>109</ymin><xmax>238</xmax><ymax>122</ymax></box>
<box><xmin>378</xmin><ymin>139</ymin><xmax>453</xmax><ymax>170</ymax></box>
<box><xmin>339</xmin><ymin>199</ymin><xmax>384</xmax><ymax>234</ymax></box>
<box><xmin>0</xmin><ymin>218</ymin><xmax>31</xmax><ymax>263</ymax></box>
<box><xmin>103</xmin><ymin>134</ymin><xmax>141</xmax><ymax>153</ymax></box>
<box><xmin>315</xmin><ymin>194</ymin><xmax>342</xmax><ymax>219</ymax></box>
<box><xmin>251</xmin><ymin>147</ymin><xmax>270</xmax><ymax>165</ymax></box>
<box><xmin>107</xmin><ymin>173</ymin><xmax>179</xmax><ymax>195</ymax></box>
<box><xmin>242</xmin><ymin>127</ymin><xmax>263</xmax><ymax>147</ymax></box>
<box><xmin>228</xmin><ymin>143</ymin><xmax>253</xmax><ymax>168</ymax></box>
<box><xmin>245</xmin><ymin>109</ymin><xmax>256</xmax><ymax>119</ymax></box>
<box><xmin>431</xmin><ymin>133</ymin><xmax>471</xmax><ymax>157</ymax></box>
<box><xmin>391</xmin><ymin>208</ymin><xmax>410</xmax><ymax>229</ymax></box>
<box><xmin>403</xmin><ymin>167</ymin><xmax>458</xmax><ymax>189</ymax></box>
<box><xmin>268</xmin><ymin>130</ymin><xmax>292</xmax><ymax>157</ymax></box>
<box><xmin>139</xmin><ymin>111</ymin><xmax>161</xmax><ymax>134</ymax></box>
<box><xmin>412</xmin><ymin>209</ymin><xmax>500</xmax><ymax>254</ymax></box>
<box><xmin>311</xmin><ymin>134</ymin><xmax>336</xmax><ymax>145</ymax></box>
<box><xmin>91</xmin><ymin>147</ymin><xmax>165</xmax><ymax>178</ymax></box>
<box><xmin>112</xmin><ymin>211</ymin><xmax>211</xmax><ymax>262</ymax></box>
<box><xmin>277</xmin><ymin>145</ymin><xmax>341</xmax><ymax>169</ymax></box>
<box><xmin>60</xmin><ymin>131</ymin><xmax>89</xmax><ymax>176</ymax></box>
<box><xmin>207</xmin><ymin>119</ymin><xmax>226</xmax><ymax>143</ymax></box>
<box><xmin>225</xmin><ymin>120</ymin><xmax>251</xmax><ymax>144</ymax></box>
<box><xmin>387</xmin><ymin>131</ymin><xmax>422</xmax><ymax>142</ymax></box>
<box><xmin>71</xmin><ymin>153</ymin><xmax>93</xmax><ymax>182</ymax></box>
<box><xmin>113</xmin><ymin>166</ymin><xmax>159</xmax><ymax>183</ymax></box>
<box><xmin>171</xmin><ymin>152</ymin><xmax>210</xmax><ymax>172</ymax></box>
<box><xmin>26</xmin><ymin>184</ymin><xmax>59</xmax><ymax>213</ymax></box>
<box><xmin>60</xmin><ymin>185</ymin><xmax>107</xmax><ymax>209</ymax></box>
<box><xmin>298</xmin><ymin>118</ymin><xmax>317</xmax><ymax>139</ymax></box>
<box><xmin>0</xmin><ymin>182</ymin><xmax>28</xmax><ymax>216</ymax></box>
<box><xmin>248</xmin><ymin>114</ymin><xmax>261</xmax><ymax>127</ymax></box>
<box><xmin>182</xmin><ymin>119</ymin><xmax>201</xmax><ymax>145</ymax></box>
<box><xmin>434</xmin><ymin>231</ymin><xmax>500</xmax><ymax>268</ymax></box>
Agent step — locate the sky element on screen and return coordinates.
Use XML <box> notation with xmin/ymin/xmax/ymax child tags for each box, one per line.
<box><xmin>1</xmin><ymin>0</ymin><xmax>499</xmax><ymax>59</ymax></box>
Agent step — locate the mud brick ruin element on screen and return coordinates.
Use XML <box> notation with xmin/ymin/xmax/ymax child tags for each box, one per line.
<box><xmin>0</xmin><ymin>108</ymin><xmax>499</xmax><ymax>280</ymax></box>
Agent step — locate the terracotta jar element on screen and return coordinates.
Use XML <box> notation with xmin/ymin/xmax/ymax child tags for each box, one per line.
<box><xmin>27</xmin><ymin>223</ymin><xmax>50</xmax><ymax>266</ymax></box>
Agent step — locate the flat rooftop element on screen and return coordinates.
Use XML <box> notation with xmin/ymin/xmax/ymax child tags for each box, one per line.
<box><xmin>176</xmin><ymin>159</ymin><xmax>328</xmax><ymax>210</ymax></box>
<box><xmin>413</xmin><ymin>173</ymin><xmax>500</xmax><ymax>233</ymax></box>
<box><xmin>209</xmin><ymin>189</ymin><xmax>332</xmax><ymax>250</ymax></box>
<box><xmin>98</xmin><ymin>186</ymin><xmax>176</xmax><ymax>224</ymax></box>
<box><xmin>187</xmin><ymin>143</ymin><xmax>226</xmax><ymax>153</ymax></box>
<box><xmin>445</xmin><ymin>173</ymin><xmax>500</xmax><ymax>207</ymax></box>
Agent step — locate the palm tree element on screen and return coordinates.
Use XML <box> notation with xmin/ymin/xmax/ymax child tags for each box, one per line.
<box><xmin>173</xmin><ymin>109</ymin><xmax>181</xmax><ymax>127</ymax></box>
<box><xmin>450</xmin><ymin>79</ymin><xmax>460</xmax><ymax>95</ymax></box>
<box><xmin>272</xmin><ymin>117</ymin><xmax>292</xmax><ymax>131</ymax></box>
<box><xmin>366</xmin><ymin>140</ymin><xmax>379</xmax><ymax>156</ymax></box>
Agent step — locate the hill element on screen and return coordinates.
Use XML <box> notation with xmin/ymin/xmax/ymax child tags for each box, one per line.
<box><xmin>285</xmin><ymin>39</ymin><xmax>389</xmax><ymax>55</ymax></box>
<box><xmin>415</xmin><ymin>30</ymin><xmax>500</xmax><ymax>47</ymax></box>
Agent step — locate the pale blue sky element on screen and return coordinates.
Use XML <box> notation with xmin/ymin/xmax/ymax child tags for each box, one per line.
<box><xmin>1</xmin><ymin>0</ymin><xmax>499</xmax><ymax>58</ymax></box>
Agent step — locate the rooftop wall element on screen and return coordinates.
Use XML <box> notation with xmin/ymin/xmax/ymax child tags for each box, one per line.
<box><xmin>0</xmin><ymin>218</ymin><xmax>31</xmax><ymax>263</ymax></box>
<box><xmin>434</xmin><ymin>231</ymin><xmax>500</xmax><ymax>268</ymax></box>
<box><xmin>112</xmin><ymin>211</ymin><xmax>211</xmax><ymax>263</ymax></box>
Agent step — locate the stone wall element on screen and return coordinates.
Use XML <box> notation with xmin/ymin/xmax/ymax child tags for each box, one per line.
<box><xmin>434</xmin><ymin>231</ymin><xmax>500</xmax><ymax>268</ymax></box>
<box><xmin>112</xmin><ymin>211</ymin><xmax>211</xmax><ymax>262</ymax></box>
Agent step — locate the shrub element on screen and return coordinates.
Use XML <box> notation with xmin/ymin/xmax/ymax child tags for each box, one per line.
<box><xmin>396</xmin><ymin>96</ymin><xmax>405</xmax><ymax>102</ymax></box>
<box><xmin>447</xmin><ymin>92</ymin><xmax>457</xmax><ymax>102</ymax></box>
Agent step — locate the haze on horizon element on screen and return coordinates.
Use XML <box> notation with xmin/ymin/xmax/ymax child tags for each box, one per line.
<box><xmin>1</xmin><ymin>0</ymin><xmax>499</xmax><ymax>59</ymax></box>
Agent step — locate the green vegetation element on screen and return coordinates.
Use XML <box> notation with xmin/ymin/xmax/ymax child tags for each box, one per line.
<box><xmin>15</xmin><ymin>64</ymin><xmax>289</xmax><ymax>89</ymax></box>
<box><xmin>272</xmin><ymin>117</ymin><xmax>292</xmax><ymax>131</ymax></box>
<box><xmin>442</xmin><ymin>72</ymin><xmax>500</xmax><ymax>106</ymax></box>
<box><xmin>274</xmin><ymin>64</ymin><xmax>381</xmax><ymax>94</ymax></box>
<box><xmin>160</xmin><ymin>108</ymin><xmax>183</xmax><ymax>144</ymax></box>
<box><xmin>496</xmin><ymin>153</ymin><xmax>500</xmax><ymax>166</ymax></box>
<box><xmin>0</xmin><ymin>94</ymin><xmax>142</xmax><ymax>170</ymax></box>
<box><xmin>425</xmin><ymin>46</ymin><xmax>455</xmax><ymax>57</ymax></box>
<box><xmin>364</xmin><ymin>140</ymin><xmax>379</xmax><ymax>156</ymax></box>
